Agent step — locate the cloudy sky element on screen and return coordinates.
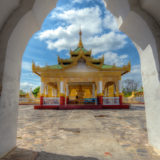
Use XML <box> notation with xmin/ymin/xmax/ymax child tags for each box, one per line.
<box><xmin>20</xmin><ymin>0</ymin><xmax>142</xmax><ymax>91</ymax></box>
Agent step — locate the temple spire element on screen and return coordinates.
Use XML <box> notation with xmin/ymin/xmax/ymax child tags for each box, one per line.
<box><xmin>78</xmin><ymin>29</ymin><xmax>83</xmax><ymax>48</ymax></box>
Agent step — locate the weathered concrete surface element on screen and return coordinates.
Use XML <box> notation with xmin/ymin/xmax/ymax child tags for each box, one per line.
<box><xmin>1</xmin><ymin>105</ymin><xmax>160</xmax><ymax>160</ymax></box>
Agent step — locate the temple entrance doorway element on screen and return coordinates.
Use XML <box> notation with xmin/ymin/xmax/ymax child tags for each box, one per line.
<box><xmin>68</xmin><ymin>82</ymin><xmax>96</xmax><ymax>105</ymax></box>
<box><xmin>104</xmin><ymin>82</ymin><xmax>117</xmax><ymax>97</ymax></box>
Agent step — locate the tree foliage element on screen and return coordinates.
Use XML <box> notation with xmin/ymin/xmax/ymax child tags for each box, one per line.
<box><xmin>32</xmin><ymin>86</ymin><xmax>40</xmax><ymax>97</ymax></box>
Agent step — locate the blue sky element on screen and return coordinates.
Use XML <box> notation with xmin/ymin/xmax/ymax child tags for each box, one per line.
<box><xmin>20</xmin><ymin>0</ymin><xmax>142</xmax><ymax>91</ymax></box>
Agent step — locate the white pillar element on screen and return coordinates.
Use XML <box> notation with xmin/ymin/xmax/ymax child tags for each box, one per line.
<box><xmin>66</xmin><ymin>84</ymin><xmax>69</xmax><ymax>96</ymax></box>
<box><xmin>60</xmin><ymin>81</ymin><xmax>64</xmax><ymax>94</ymax></box>
<box><xmin>98</xmin><ymin>81</ymin><xmax>103</xmax><ymax>94</ymax></box>
<box><xmin>40</xmin><ymin>82</ymin><xmax>44</xmax><ymax>95</ymax></box>
<box><xmin>114</xmin><ymin>84</ymin><xmax>116</xmax><ymax>95</ymax></box>
<box><xmin>92</xmin><ymin>83</ymin><xmax>95</xmax><ymax>97</ymax></box>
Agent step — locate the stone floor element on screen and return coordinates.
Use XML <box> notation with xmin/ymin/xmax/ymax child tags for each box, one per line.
<box><xmin>1</xmin><ymin>105</ymin><xmax>160</xmax><ymax>160</ymax></box>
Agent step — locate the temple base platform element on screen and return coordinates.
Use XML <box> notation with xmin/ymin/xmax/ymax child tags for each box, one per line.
<box><xmin>34</xmin><ymin>104</ymin><xmax>130</xmax><ymax>110</ymax></box>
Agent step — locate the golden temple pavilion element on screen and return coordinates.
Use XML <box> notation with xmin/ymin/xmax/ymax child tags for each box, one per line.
<box><xmin>32</xmin><ymin>30</ymin><xmax>130</xmax><ymax>105</ymax></box>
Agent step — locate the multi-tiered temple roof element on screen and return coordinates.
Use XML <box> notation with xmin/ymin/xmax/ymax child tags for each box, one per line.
<box><xmin>32</xmin><ymin>30</ymin><xmax>130</xmax><ymax>76</ymax></box>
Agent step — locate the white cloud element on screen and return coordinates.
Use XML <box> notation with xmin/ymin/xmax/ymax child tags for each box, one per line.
<box><xmin>51</xmin><ymin>6</ymin><xmax>102</xmax><ymax>34</ymax></box>
<box><xmin>85</xmin><ymin>32</ymin><xmax>127</xmax><ymax>55</ymax></box>
<box><xmin>130</xmin><ymin>64</ymin><xmax>141</xmax><ymax>75</ymax></box>
<box><xmin>21</xmin><ymin>61</ymin><xmax>32</xmax><ymax>71</ymax></box>
<box><xmin>36</xmin><ymin>6</ymin><xmax>127</xmax><ymax>55</ymax></box>
<box><xmin>20</xmin><ymin>82</ymin><xmax>39</xmax><ymax>92</ymax></box>
<box><xmin>73</xmin><ymin>0</ymin><xmax>83</xmax><ymax>3</ymax></box>
<box><xmin>103</xmin><ymin>12</ymin><xmax>118</xmax><ymax>31</ymax></box>
<box><xmin>73</xmin><ymin>0</ymin><xmax>105</xmax><ymax>4</ymax></box>
<box><xmin>99</xmin><ymin>52</ymin><xmax>128</xmax><ymax>66</ymax></box>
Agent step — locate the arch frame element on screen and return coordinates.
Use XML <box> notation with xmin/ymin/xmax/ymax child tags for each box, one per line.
<box><xmin>0</xmin><ymin>0</ymin><xmax>160</xmax><ymax>156</ymax></box>
<box><xmin>105</xmin><ymin>0</ymin><xmax>160</xmax><ymax>151</ymax></box>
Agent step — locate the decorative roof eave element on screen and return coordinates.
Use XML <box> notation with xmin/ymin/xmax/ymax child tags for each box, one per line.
<box><xmin>32</xmin><ymin>61</ymin><xmax>64</xmax><ymax>76</ymax></box>
<box><xmin>32</xmin><ymin>62</ymin><xmax>41</xmax><ymax>76</ymax></box>
<box><xmin>121</xmin><ymin>62</ymin><xmax>131</xmax><ymax>75</ymax></box>
<box><xmin>91</xmin><ymin>57</ymin><xmax>104</xmax><ymax>64</ymax></box>
<box><xmin>59</xmin><ymin>50</ymin><xmax>104</xmax><ymax>69</ymax></box>
<box><xmin>70</xmin><ymin>48</ymin><xmax>91</xmax><ymax>56</ymax></box>
<box><xmin>58</xmin><ymin>58</ymin><xmax>72</xmax><ymax>64</ymax></box>
<box><xmin>32</xmin><ymin>60</ymin><xmax>130</xmax><ymax>77</ymax></box>
<box><xmin>101</xmin><ymin>62</ymin><xmax>131</xmax><ymax>74</ymax></box>
<box><xmin>59</xmin><ymin>53</ymin><xmax>103</xmax><ymax>70</ymax></box>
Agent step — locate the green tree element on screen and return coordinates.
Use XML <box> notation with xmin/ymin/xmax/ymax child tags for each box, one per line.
<box><xmin>32</xmin><ymin>86</ymin><xmax>40</xmax><ymax>97</ymax></box>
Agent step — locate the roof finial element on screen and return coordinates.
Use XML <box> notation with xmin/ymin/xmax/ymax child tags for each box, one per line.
<box><xmin>78</xmin><ymin>27</ymin><xmax>83</xmax><ymax>48</ymax></box>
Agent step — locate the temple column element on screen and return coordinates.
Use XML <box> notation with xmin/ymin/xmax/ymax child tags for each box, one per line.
<box><xmin>40</xmin><ymin>82</ymin><xmax>44</xmax><ymax>96</ymax></box>
<box><xmin>115</xmin><ymin>81</ymin><xmax>120</xmax><ymax>96</ymax></box>
<box><xmin>60</xmin><ymin>81</ymin><xmax>65</xmax><ymax>105</ymax></box>
<box><xmin>114</xmin><ymin>83</ymin><xmax>116</xmax><ymax>96</ymax></box>
<box><xmin>92</xmin><ymin>83</ymin><xmax>95</xmax><ymax>98</ymax></box>
<box><xmin>66</xmin><ymin>84</ymin><xmax>69</xmax><ymax>104</ymax></box>
<box><xmin>119</xmin><ymin>80</ymin><xmax>122</xmax><ymax>93</ymax></box>
<box><xmin>45</xmin><ymin>84</ymin><xmax>48</xmax><ymax>97</ymax></box>
<box><xmin>97</xmin><ymin>81</ymin><xmax>103</xmax><ymax>105</ymax></box>
<box><xmin>118</xmin><ymin>80</ymin><xmax>123</xmax><ymax>105</ymax></box>
<box><xmin>40</xmin><ymin>81</ymin><xmax>44</xmax><ymax>105</ymax></box>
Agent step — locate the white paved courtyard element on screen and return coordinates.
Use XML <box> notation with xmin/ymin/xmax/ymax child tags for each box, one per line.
<box><xmin>1</xmin><ymin>105</ymin><xmax>160</xmax><ymax>160</ymax></box>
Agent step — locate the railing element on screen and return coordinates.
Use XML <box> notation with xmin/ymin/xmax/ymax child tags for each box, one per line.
<box><xmin>123</xmin><ymin>96</ymin><xmax>144</xmax><ymax>104</ymax></box>
<box><xmin>84</xmin><ymin>98</ymin><xmax>97</xmax><ymax>105</ymax></box>
<box><xmin>103</xmin><ymin>97</ymin><xmax>120</xmax><ymax>105</ymax></box>
<box><xmin>68</xmin><ymin>97</ymin><xmax>97</xmax><ymax>105</ymax></box>
<box><xmin>19</xmin><ymin>98</ymin><xmax>40</xmax><ymax>105</ymax></box>
<box><xmin>43</xmin><ymin>97</ymin><xmax>60</xmax><ymax>105</ymax></box>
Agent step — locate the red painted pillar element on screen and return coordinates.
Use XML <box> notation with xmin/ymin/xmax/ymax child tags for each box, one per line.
<box><xmin>66</xmin><ymin>97</ymin><xmax>69</xmax><ymax>105</ymax></box>
<box><xmin>119</xmin><ymin>95</ymin><xmax>122</xmax><ymax>105</ymax></box>
<box><xmin>100</xmin><ymin>96</ymin><xmax>103</xmax><ymax>105</ymax></box>
<box><xmin>98</xmin><ymin>96</ymin><xmax>100</xmax><ymax>104</ymax></box>
<box><xmin>97</xmin><ymin>96</ymin><xmax>99</xmax><ymax>104</ymax></box>
<box><xmin>60</xmin><ymin>94</ymin><xmax>65</xmax><ymax>105</ymax></box>
<box><xmin>97</xmin><ymin>94</ymin><xmax>103</xmax><ymax>105</ymax></box>
<box><xmin>40</xmin><ymin>96</ymin><xmax>43</xmax><ymax>105</ymax></box>
<box><xmin>99</xmin><ymin>96</ymin><xmax>103</xmax><ymax>105</ymax></box>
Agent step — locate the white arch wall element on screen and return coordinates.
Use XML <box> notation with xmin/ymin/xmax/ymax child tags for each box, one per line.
<box><xmin>0</xmin><ymin>0</ymin><xmax>58</xmax><ymax>157</ymax></box>
<box><xmin>0</xmin><ymin>11</ymin><xmax>38</xmax><ymax>157</ymax></box>
<box><xmin>106</xmin><ymin>0</ymin><xmax>160</xmax><ymax>150</ymax></box>
<box><xmin>0</xmin><ymin>0</ymin><xmax>160</xmax><ymax>157</ymax></box>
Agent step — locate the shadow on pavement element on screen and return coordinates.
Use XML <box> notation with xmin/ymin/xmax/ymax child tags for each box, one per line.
<box><xmin>1</xmin><ymin>148</ymin><xmax>99</xmax><ymax>160</ymax></box>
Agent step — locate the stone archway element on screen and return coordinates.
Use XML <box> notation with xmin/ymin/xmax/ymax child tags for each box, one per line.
<box><xmin>106</xmin><ymin>0</ymin><xmax>160</xmax><ymax>151</ymax></box>
<box><xmin>0</xmin><ymin>0</ymin><xmax>160</xmax><ymax>157</ymax></box>
<box><xmin>0</xmin><ymin>0</ymin><xmax>58</xmax><ymax>156</ymax></box>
